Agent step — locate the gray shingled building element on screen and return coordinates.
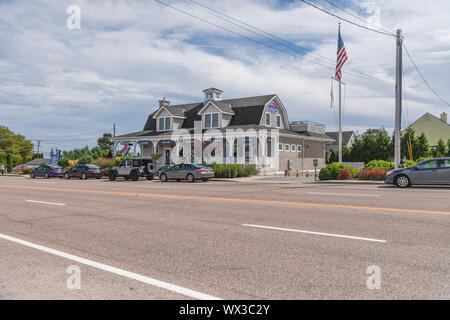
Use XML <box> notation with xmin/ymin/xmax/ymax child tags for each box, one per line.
<box><xmin>114</xmin><ymin>88</ymin><xmax>333</xmax><ymax>175</ymax></box>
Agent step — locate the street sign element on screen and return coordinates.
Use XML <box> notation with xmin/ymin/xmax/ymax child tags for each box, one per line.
<box><xmin>313</xmin><ymin>159</ymin><xmax>318</xmax><ymax>167</ymax></box>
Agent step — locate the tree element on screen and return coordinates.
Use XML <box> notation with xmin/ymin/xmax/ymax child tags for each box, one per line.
<box><xmin>0</xmin><ymin>126</ymin><xmax>34</xmax><ymax>168</ymax></box>
<box><xmin>350</xmin><ymin>128</ymin><xmax>392</xmax><ymax>164</ymax></box>
<box><xmin>97</xmin><ymin>133</ymin><xmax>114</xmax><ymax>158</ymax></box>
<box><xmin>447</xmin><ymin>139</ymin><xmax>450</xmax><ymax>157</ymax></box>
<box><xmin>434</xmin><ymin>138</ymin><xmax>447</xmax><ymax>158</ymax></box>
<box><xmin>415</xmin><ymin>132</ymin><xmax>431</xmax><ymax>160</ymax></box>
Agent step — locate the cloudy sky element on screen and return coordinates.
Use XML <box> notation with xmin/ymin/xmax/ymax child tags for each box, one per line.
<box><xmin>0</xmin><ymin>0</ymin><xmax>449</xmax><ymax>155</ymax></box>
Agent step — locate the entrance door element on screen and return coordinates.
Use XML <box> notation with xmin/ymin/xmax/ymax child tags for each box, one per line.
<box><xmin>165</xmin><ymin>149</ymin><xmax>171</xmax><ymax>166</ymax></box>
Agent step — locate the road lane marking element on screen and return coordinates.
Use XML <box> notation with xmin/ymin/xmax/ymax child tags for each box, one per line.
<box><xmin>307</xmin><ymin>192</ymin><xmax>380</xmax><ymax>197</ymax></box>
<box><xmin>25</xmin><ymin>200</ymin><xmax>65</xmax><ymax>206</ymax></box>
<box><xmin>0</xmin><ymin>232</ymin><xmax>221</xmax><ymax>300</ymax></box>
<box><xmin>1</xmin><ymin>184</ymin><xmax>450</xmax><ymax>216</ymax></box>
<box><xmin>242</xmin><ymin>224</ymin><xmax>387</xmax><ymax>243</ymax></box>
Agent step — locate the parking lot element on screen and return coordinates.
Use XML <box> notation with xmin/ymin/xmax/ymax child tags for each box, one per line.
<box><xmin>0</xmin><ymin>175</ymin><xmax>449</xmax><ymax>299</ymax></box>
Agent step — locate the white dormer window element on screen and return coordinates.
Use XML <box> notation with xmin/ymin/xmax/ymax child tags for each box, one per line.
<box><xmin>277</xmin><ymin>116</ymin><xmax>281</xmax><ymax>128</ymax></box>
<box><xmin>204</xmin><ymin>113</ymin><xmax>220</xmax><ymax>128</ymax></box>
<box><xmin>158</xmin><ymin>117</ymin><xmax>171</xmax><ymax>131</ymax></box>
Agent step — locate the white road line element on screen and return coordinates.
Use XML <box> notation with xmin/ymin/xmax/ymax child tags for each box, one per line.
<box><xmin>25</xmin><ymin>200</ymin><xmax>66</xmax><ymax>206</ymax></box>
<box><xmin>242</xmin><ymin>224</ymin><xmax>387</xmax><ymax>243</ymax></box>
<box><xmin>0</xmin><ymin>232</ymin><xmax>221</xmax><ymax>300</ymax></box>
<box><xmin>307</xmin><ymin>192</ymin><xmax>380</xmax><ymax>197</ymax></box>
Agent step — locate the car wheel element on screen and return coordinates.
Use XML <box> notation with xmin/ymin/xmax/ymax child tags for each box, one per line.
<box><xmin>146</xmin><ymin>174</ymin><xmax>154</xmax><ymax>181</ymax></box>
<box><xmin>395</xmin><ymin>175</ymin><xmax>410</xmax><ymax>188</ymax></box>
<box><xmin>64</xmin><ymin>173</ymin><xmax>70</xmax><ymax>179</ymax></box>
<box><xmin>160</xmin><ymin>174</ymin><xmax>168</xmax><ymax>182</ymax></box>
<box><xmin>81</xmin><ymin>173</ymin><xmax>87</xmax><ymax>180</ymax></box>
<box><xmin>109</xmin><ymin>171</ymin><xmax>116</xmax><ymax>181</ymax></box>
<box><xmin>130</xmin><ymin>171</ymin><xmax>139</xmax><ymax>181</ymax></box>
<box><xmin>202</xmin><ymin>178</ymin><xmax>208</xmax><ymax>182</ymax></box>
<box><xmin>30</xmin><ymin>173</ymin><xmax>35</xmax><ymax>179</ymax></box>
<box><xmin>187</xmin><ymin>174</ymin><xmax>195</xmax><ymax>183</ymax></box>
<box><xmin>124</xmin><ymin>176</ymin><xmax>130</xmax><ymax>181</ymax></box>
<box><xmin>44</xmin><ymin>173</ymin><xmax>50</xmax><ymax>179</ymax></box>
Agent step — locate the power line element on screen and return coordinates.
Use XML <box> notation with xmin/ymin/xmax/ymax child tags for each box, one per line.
<box><xmin>184</xmin><ymin>0</ymin><xmax>387</xmax><ymax>84</ymax></box>
<box><xmin>154</xmin><ymin>0</ymin><xmax>391</xmax><ymax>84</ymax></box>
<box><xmin>403</xmin><ymin>42</ymin><xmax>450</xmax><ymax>107</ymax></box>
<box><xmin>320</xmin><ymin>0</ymin><xmax>395</xmax><ymax>34</ymax></box>
<box><xmin>297</xmin><ymin>0</ymin><xmax>395</xmax><ymax>37</ymax></box>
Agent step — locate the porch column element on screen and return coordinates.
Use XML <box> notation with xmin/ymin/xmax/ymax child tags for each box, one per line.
<box><xmin>226</xmin><ymin>137</ymin><xmax>235</xmax><ymax>164</ymax></box>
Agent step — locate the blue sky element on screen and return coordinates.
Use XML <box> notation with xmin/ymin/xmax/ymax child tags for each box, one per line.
<box><xmin>0</xmin><ymin>0</ymin><xmax>449</xmax><ymax>156</ymax></box>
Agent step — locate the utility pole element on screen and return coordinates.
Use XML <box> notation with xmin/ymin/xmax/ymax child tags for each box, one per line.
<box><xmin>394</xmin><ymin>29</ymin><xmax>403</xmax><ymax>169</ymax></box>
<box><xmin>338</xmin><ymin>76</ymin><xmax>343</xmax><ymax>163</ymax></box>
<box><xmin>113</xmin><ymin>123</ymin><xmax>116</xmax><ymax>138</ymax></box>
<box><xmin>37</xmin><ymin>140</ymin><xmax>40</xmax><ymax>155</ymax></box>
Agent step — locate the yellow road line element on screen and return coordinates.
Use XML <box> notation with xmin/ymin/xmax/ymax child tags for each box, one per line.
<box><xmin>2</xmin><ymin>184</ymin><xmax>450</xmax><ymax>216</ymax></box>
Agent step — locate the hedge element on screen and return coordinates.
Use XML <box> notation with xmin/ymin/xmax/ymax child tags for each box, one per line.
<box><xmin>365</xmin><ymin>160</ymin><xmax>394</xmax><ymax>170</ymax></box>
<box><xmin>319</xmin><ymin>163</ymin><xmax>357</xmax><ymax>181</ymax></box>
<box><xmin>207</xmin><ymin>162</ymin><xmax>257</xmax><ymax>178</ymax></box>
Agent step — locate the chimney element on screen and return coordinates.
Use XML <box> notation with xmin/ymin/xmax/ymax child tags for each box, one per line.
<box><xmin>440</xmin><ymin>112</ymin><xmax>447</xmax><ymax>124</ymax></box>
<box><xmin>159</xmin><ymin>97</ymin><xmax>170</xmax><ymax>108</ymax></box>
<box><xmin>203</xmin><ymin>88</ymin><xmax>223</xmax><ymax>102</ymax></box>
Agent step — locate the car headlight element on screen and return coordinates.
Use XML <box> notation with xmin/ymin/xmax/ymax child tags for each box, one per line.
<box><xmin>386</xmin><ymin>171</ymin><xmax>393</xmax><ymax>176</ymax></box>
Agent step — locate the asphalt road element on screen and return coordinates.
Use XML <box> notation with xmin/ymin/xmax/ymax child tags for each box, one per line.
<box><xmin>0</xmin><ymin>175</ymin><xmax>449</xmax><ymax>299</ymax></box>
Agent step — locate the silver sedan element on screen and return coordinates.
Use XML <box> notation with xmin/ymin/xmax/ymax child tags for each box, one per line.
<box><xmin>159</xmin><ymin>163</ymin><xmax>215</xmax><ymax>183</ymax></box>
<box><xmin>385</xmin><ymin>158</ymin><xmax>450</xmax><ymax>188</ymax></box>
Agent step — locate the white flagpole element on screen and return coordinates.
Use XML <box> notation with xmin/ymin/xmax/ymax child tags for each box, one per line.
<box><xmin>338</xmin><ymin>23</ymin><xmax>343</xmax><ymax>164</ymax></box>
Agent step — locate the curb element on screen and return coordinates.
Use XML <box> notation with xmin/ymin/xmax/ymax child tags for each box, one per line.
<box><xmin>312</xmin><ymin>180</ymin><xmax>385</xmax><ymax>185</ymax></box>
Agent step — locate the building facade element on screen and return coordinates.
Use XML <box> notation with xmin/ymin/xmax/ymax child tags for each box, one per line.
<box><xmin>114</xmin><ymin>88</ymin><xmax>333</xmax><ymax>175</ymax></box>
<box><xmin>404</xmin><ymin>112</ymin><xmax>449</xmax><ymax>146</ymax></box>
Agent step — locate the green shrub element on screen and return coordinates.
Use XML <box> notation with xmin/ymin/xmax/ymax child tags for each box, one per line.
<box><xmin>319</xmin><ymin>163</ymin><xmax>356</xmax><ymax>181</ymax></box>
<box><xmin>365</xmin><ymin>160</ymin><xmax>394</xmax><ymax>170</ymax></box>
<box><xmin>415</xmin><ymin>157</ymin><xmax>432</xmax><ymax>164</ymax></box>
<box><xmin>22</xmin><ymin>168</ymin><xmax>32</xmax><ymax>174</ymax></box>
<box><xmin>58</xmin><ymin>158</ymin><xmax>69</xmax><ymax>168</ymax></box>
<box><xmin>207</xmin><ymin>163</ymin><xmax>255</xmax><ymax>178</ymax></box>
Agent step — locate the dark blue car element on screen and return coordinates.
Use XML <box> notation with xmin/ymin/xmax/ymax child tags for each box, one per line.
<box><xmin>30</xmin><ymin>165</ymin><xmax>64</xmax><ymax>179</ymax></box>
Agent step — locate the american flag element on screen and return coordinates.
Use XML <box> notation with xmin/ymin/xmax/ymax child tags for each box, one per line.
<box><xmin>335</xmin><ymin>28</ymin><xmax>348</xmax><ymax>80</ymax></box>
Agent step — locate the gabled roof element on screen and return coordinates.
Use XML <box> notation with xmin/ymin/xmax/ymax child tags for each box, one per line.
<box><xmin>26</xmin><ymin>158</ymin><xmax>51</xmax><ymax>166</ymax></box>
<box><xmin>406</xmin><ymin>112</ymin><xmax>450</xmax><ymax>129</ymax></box>
<box><xmin>152</xmin><ymin>106</ymin><xmax>186</xmax><ymax>119</ymax></box>
<box><xmin>142</xmin><ymin>94</ymin><xmax>276</xmax><ymax>131</ymax></box>
<box><xmin>197</xmin><ymin>100</ymin><xmax>235</xmax><ymax>115</ymax></box>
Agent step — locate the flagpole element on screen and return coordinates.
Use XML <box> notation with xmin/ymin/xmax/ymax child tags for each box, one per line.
<box><xmin>338</xmin><ymin>23</ymin><xmax>343</xmax><ymax>163</ymax></box>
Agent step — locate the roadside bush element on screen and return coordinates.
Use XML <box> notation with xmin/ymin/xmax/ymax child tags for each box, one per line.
<box><xmin>68</xmin><ymin>160</ymin><xmax>79</xmax><ymax>167</ymax></box>
<box><xmin>319</xmin><ymin>163</ymin><xmax>357</xmax><ymax>181</ymax></box>
<box><xmin>337</xmin><ymin>168</ymin><xmax>353</xmax><ymax>180</ymax></box>
<box><xmin>415</xmin><ymin>157</ymin><xmax>432</xmax><ymax>164</ymax></box>
<box><xmin>22</xmin><ymin>168</ymin><xmax>32</xmax><ymax>174</ymax></box>
<box><xmin>207</xmin><ymin>163</ymin><xmax>256</xmax><ymax>178</ymax></box>
<box><xmin>91</xmin><ymin>158</ymin><xmax>116</xmax><ymax>175</ymax></box>
<box><xmin>400</xmin><ymin>160</ymin><xmax>417</xmax><ymax>168</ymax></box>
<box><xmin>358</xmin><ymin>168</ymin><xmax>388</xmax><ymax>181</ymax></box>
<box><xmin>365</xmin><ymin>160</ymin><xmax>394</xmax><ymax>170</ymax></box>
<box><xmin>58</xmin><ymin>158</ymin><xmax>69</xmax><ymax>168</ymax></box>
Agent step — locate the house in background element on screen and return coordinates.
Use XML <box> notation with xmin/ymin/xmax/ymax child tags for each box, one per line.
<box><xmin>324</xmin><ymin>131</ymin><xmax>355</xmax><ymax>154</ymax></box>
<box><xmin>114</xmin><ymin>88</ymin><xmax>333</xmax><ymax>175</ymax></box>
<box><xmin>404</xmin><ymin>112</ymin><xmax>449</xmax><ymax>146</ymax></box>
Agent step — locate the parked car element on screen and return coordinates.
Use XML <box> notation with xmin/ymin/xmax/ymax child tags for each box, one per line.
<box><xmin>30</xmin><ymin>165</ymin><xmax>64</xmax><ymax>179</ymax></box>
<box><xmin>109</xmin><ymin>157</ymin><xmax>156</xmax><ymax>181</ymax></box>
<box><xmin>385</xmin><ymin>158</ymin><xmax>450</xmax><ymax>188</ymax></box>
<box><xmin>159</xmin><ymin>163</ymin><xmax>214</xmax><ymax>182</ymax></box>
<box><xmin>64</xmin><ymin>164</ymin><xmax>103</xmax><ymax>180</ymax></box>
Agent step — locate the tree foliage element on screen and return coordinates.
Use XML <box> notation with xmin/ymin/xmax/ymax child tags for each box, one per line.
<box><xmin>0</xmin><ymin>126</ymin><xmax>34</xmax><ymax>170</ymax></box>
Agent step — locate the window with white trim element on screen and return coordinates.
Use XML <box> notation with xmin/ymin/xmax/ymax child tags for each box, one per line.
<box><xmin>277</xmin><ymin>116</ymin><xmax>281</xmax><ymax>128</ymax></box>
<box><xmin>158</xmin><ymin>117</ymin><xmax>171</xmax><ymax>131</ymax></box>
<box><xmin>266</xmin><ymin>113</ymin><xmax>270</xmax><ymax>126</ymax></box>
<box><xmin>291</xmin><ymin>144</ymin><xmax>296</xmax><ymax>152</ymax></box>
<box><xmin>204</xmin><ymin>113</ymin><xmax>220</xmax><ymax>129</ymax></box>
<box><xmin>278</xmin><ymin>144</ymin><xmax>283</xmax><ymax>151</ymax></box>
<box><xmin>297</xmin><ymin>145</ymin><xmax>303</xmax><ymax>153</ymax></box>
<box><xmin>284</xmin><ymin>144</ymin><xmax>290</xmax><ymax>151</ymax></box>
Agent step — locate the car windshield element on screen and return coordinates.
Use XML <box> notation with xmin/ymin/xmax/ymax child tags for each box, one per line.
<box><xmin>85</xmin><ymin>165</ymin><xmax>99</xmax><ymax>169</ymax></box>
<box><xmin>48</xmin><ymin>165</ymin><xmax>61</xmax><ymax>169</ymax></box>
<box><xmin>191</xmin><ymin>164</ymin><xmax>204</xmax><ymax>169</ymax></box>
